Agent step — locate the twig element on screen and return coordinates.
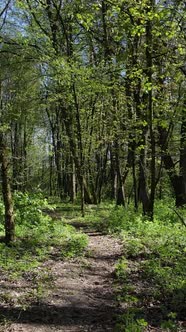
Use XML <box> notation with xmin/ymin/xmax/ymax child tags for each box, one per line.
<box><xmin>172</xmin><ymin>207</ymin><xmax>186</xmax><ymax>227</ymax></box>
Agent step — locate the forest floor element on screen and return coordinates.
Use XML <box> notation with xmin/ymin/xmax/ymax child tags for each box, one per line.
<box><xmin>0</xmin><ymin>216</ymin><xmax>123</xmax><ymax>332</ymax></box>
<box><xmin>0</xmin><ymin>206</ymin><xmax>185</xmax><ymax>332</ymax></box>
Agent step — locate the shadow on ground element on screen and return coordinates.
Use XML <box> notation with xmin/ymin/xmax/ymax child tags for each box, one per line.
<box><xmin>0</xmin><ymin>303</ymin><xmax>118</xmax><ymax>330</ymax></box>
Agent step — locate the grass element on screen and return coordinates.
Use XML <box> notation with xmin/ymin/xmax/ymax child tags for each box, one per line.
<box><xmin>0</xmin><ymin>221</ymin><xmax>88</xmax><ymax>275</ymax></box>
<box><xmin>0</xmin><ymin>192</ymin><xmax>88</xmax><ymax>280</ymax></box>
<box><xmin>103</xmin><ymin>200</ymin><xmax>186</xmax><ymax>332</ymax></box>
<box><xmin>48</xmin><ymin>198</ymin><xmax>186</xmax><ymax>331</ymax></box>
<box><xmin>0</xmin><ymin>193</ymin><xmax>89</xmax><ymax>327</ymax></box>
<box><xmin>0</xmin><ymin>194</ymin><xmax>185</xmax><ymax>331</ymax></box>
<box><xmin>60</xmin><ymin>198</ymin><xmax>185</xmax><ymax>331</ymax></box>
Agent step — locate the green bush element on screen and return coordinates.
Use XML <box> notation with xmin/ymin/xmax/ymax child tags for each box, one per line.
<box><xmin>14</xmin><ymin>191</ymin><xmax>54</xmax><ymax>227</ymax></box>
<box><xmin>116</xmin><ymin>310</ymin><xmax>148</xmax><ymax>332</ymax></box>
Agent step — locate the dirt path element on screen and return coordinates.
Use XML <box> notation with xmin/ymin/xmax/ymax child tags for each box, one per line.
<box><xmin>3</xmin><ymin>230</ymin><xmax>123</xmax><ymax>332</ymax></box>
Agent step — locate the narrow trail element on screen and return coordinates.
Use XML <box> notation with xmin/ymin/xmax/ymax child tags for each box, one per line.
<box><xmin>5</xmin><ymin>227</ymin><xmax>123</xmax><ymax>332</ymax></box>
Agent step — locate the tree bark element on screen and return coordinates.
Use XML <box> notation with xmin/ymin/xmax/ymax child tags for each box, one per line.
<box><xmin>0</xmin><ymin>136</ymin><xmax>15</xmax><ymax>244</ymax></box>
<box><xmin>158</xmin><ymin>124</ymin><xmax>186</xmax><ymax>207</ymax></box>
<box><xmin>114</xmin><ymin>141</ymin><xmax>125</xmax><ymax>206</ymax></box>
<box><xmin>179</xmin><ymin>107</ymin><xmax>186</xmax><ymax>204</ymax></box>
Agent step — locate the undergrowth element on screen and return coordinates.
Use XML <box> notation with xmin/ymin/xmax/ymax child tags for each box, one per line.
<box><xmin>0</xmin><ymin>195</ymin><xmax>185</xmax><ymax>331</ymax></box>
<box><xmin>0</xmin><ymin>192</ymin><xmax>88</xmax><ymax>279</ymax></box>
<box><xmin>51</xmin><ymin>199</ymin><xmax>186</xmax><ymax>330</ymax></box>
<box><xmin>92</xmin><ymin>199</ymin><xmax>186</xmax><ymax>332</ymax></box>
<box><xmin>0</xmin><ymin>193</ymin><xmax>88</xmax><ymax>325</ymax></box>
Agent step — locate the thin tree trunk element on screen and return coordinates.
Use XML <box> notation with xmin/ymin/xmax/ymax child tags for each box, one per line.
<box><xmin>11</xmin><ymin>122</ymin><xmax>21</xmax><ymax>191</ymax></box>
<box><xmin>132</xmin><ymin>152</ymin><xmax>138</xmax><ymax>211</ymax></box>
<box><xmin>23</xmin><ymin>119</ymin><xmax>28</xmax><ymax>191</ymax></box>
<box><xmin>146</xmin><ymin>0</ymin><xmax>156</xmax><ymax>219</ymax></box>
<box><xmin>49</xmin><ymin>152</ymin><xmax>53</xmax><ymax>196</ymax></box>
<box><xmin>70</xmin><ymin>159</ymin><xmax>76</xmax><ymax>203</ymax></box>
<box><xmin>179</xmin><ymin>107</ymin><xmax>186</xmax><ymax>203</ymax></box>
<box><xmin>138</xmin><ymin>157</ymin><xmax>150</xmax><ymax>215</ymax></box>
<box><xmin>114</xmin><ymin>141</ymin><xmax>125</xmax><ymax>206</ymax></box>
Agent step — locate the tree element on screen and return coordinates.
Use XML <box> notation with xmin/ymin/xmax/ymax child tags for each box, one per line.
<box><xmin>0</xmin><ymin>0</ymin><xmax>15</xmax><ymax>243</ymax></box>
<box><xmin>0</xmin><ymin>0</ymin><xmax>185</xmax><ymax>223</ymax></box>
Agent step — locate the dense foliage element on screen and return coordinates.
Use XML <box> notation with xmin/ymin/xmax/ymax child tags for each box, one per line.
<box><xmin>0</xmin><ymin>0</ymin><xmax>186</xmax><ymax>226</ymax></box>
<box><xmin>0</xmin><ymin>1</ymin><xmax>185</xmax><ymax>330</ymax></box>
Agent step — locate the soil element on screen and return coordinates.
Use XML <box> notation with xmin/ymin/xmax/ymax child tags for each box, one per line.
<box><xmin>0</xmin><ymin>226</ymin><xmax>123</xmax><ymax>332</ymax></box>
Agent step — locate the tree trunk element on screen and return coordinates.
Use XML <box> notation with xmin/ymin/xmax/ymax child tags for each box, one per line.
<box><xmin>132</xmin><ymin>152</ymin><xmax>138</xmax><ymax>211</ymax></box>
<box><xmin>179</xmin><ymin>108</ymin><xmax>186</xmax><ymax>204</ymax></box>
<box><xmin>146</xmin><ymin>0</ymin><xmax>156</xmax><ymax>219</ymax></box>
<box><xmin>46</xmin><ymin>109</ymin><xmax>64</xmax><ymax>200</ymax></box>
<box><xmin>95</xmin><ymin>145</ymin><xmax>108</xmax><ymax>203</ymax></box>
<box><xmin>56</xmin><ymin>132</ymin><xmax>63</xmax><ymax>200</ymax></box>
<box><xmin>158</xmin><ymin>124</ymin><xmax>186</xmax><ymax>207</ymax></box>
<box><xmin>0</xmin><ymin>136</ymin><xmax>15</xmax><ymax>244</ymax></box>
<box><xmin>70</xmin><ymin>159</ymin><xmax>76</xmax><ymax>203</ymax></box>
<box><xmin>138</xmin><ymin>157</ymin><xmax>150</xmax><ymax>215</ymax></box>
<box><xmin>23</xmin><ymin>119</ymin><xmax>28</xmax><ymax>191</ymax></box>
<box><xmin>109</xmin><ymin>148</ymin><xmax>116</xmax><ymax>200</ymax></box>
<box><xmin>11</xmin><ymin>122</ymin><xmax>22</xmax><ymax>191</ymax></box>
<box><xmin>114</xmin><ymin>141</ymin><xmax>125</xmax><ymax>206</ymax></box>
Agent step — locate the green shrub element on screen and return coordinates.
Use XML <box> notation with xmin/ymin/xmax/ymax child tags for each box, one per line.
<box><xmin>14</xmin><ymin>191</ymin><xmax>54</xmax><ymax>227</ymax></box>
<box><xmin>116</xmin><ymin>310</ymin><xmax>148</xmax><ymax>332</ymax></box>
